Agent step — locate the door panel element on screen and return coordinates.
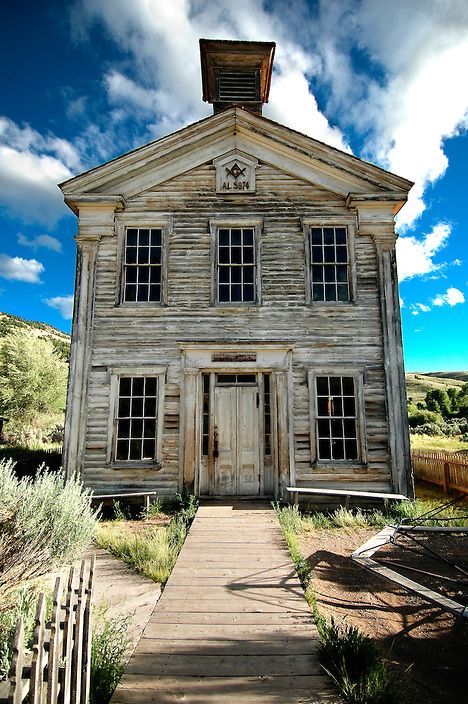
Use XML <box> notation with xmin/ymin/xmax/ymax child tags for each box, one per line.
<box><xmin>213</xmin><ymin>387</ymin><xmax>236</xmax><ymax>495</ymax></box>
<box><xmin>237</xmin><ymin>387</ymin><xmax>260</xmax><ymax>494</ymax></box>
<box><xmin>212</xmin><ymin>385</ymin><xmax>260</xmax><ymax>495</ymax></box>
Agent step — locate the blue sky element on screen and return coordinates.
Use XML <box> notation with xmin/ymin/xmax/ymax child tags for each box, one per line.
<box><xmin>0</xmin><ymin>0</ymin><xmax>467</xmax><ymax>372</ymax></box>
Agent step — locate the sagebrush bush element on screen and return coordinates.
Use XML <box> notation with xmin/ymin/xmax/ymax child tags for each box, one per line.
<box><xmin>90</xmin><ymin>605</ymin><xmax>130</xmax><ymax>704</ymax></box>
<box><xmin>0</xmin><ymin>460</ymin><xmax>97</xmax><ymax>603</ymax></box>
<box><xmin>0</xmin><ymin>585</ymin><xmax>45</xmax><ymax>679</ymax></box>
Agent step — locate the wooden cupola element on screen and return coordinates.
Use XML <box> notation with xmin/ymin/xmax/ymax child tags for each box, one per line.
<box><xmin>200</xmin><ymin>39</ymin><xmax>276</xmax><ymax>115</ymax></box>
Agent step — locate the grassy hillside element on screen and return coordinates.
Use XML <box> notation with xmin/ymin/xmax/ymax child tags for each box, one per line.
<box><xmin>424</xmin><ymin>371</ymin><xmax>468</xmax><ymax>383</ymax></box>
<box><xmin>0</xmin><ymin>312</ymin><xmax>71</xmax><ymax>360</ymax></box>
<box><xmin>405</xmin><ymin>372</ymin><xmax>466</xmax><ymax>404</ymax></box>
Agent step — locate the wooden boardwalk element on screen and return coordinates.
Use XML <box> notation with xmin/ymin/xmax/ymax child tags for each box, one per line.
<box><xmin>111</xmin><ymin>502</ymin><xmax>335</xmax><ymax>703</ymax></box>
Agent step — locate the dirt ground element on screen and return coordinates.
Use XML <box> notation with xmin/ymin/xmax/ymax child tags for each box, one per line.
<box><xmin>300</xmin><ymin>527</ymin><xmax>468</xmax><ymax>704</ymax></box>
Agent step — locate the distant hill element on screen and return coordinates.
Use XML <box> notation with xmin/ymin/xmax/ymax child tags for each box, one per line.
<box><xmin>424</xmin><ymin>371</ymin><xmax>468</xmax><ymax>383</ymax></box>
<box><xmin>0</xmin><ymin>312</ymin><xmax>71</xmax><ymax>360</ymax></box>
<box><xmin>405</xmin><ymin>372</ymin><xmax>467</xmax><ymax>404</ymax></box>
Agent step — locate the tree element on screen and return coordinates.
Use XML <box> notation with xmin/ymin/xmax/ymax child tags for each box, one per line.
<box><xmin>0</xmin><ymin>331</ymin><xmax>68</xmax><ymax>445</ymax></box>
<box><xmin>425</xmin><ymin>388</ymin><xmax>452</xmax><ymax>418</ymax></box>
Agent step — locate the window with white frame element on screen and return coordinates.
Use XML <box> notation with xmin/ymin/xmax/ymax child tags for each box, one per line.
<box><xmin>122</xmin><ymin>227</ymin><xmax>163</xmax><ymax>303</ymax></box>
<box><xmin>216</xmin><ymin>227</ymin><xmax>256</xmax><ymax>303</ymax></box>
<box><xmin>310</xmin><ymin>373</ymin><xmax>364</xmax><ymax>462</ymax></box>
<box><xmin>310</xmin><ymin>226</ymin><xmax>350</xmax><ymax>302</ymax></box>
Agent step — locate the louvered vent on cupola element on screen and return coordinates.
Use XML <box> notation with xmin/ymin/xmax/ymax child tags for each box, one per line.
<box><xmin>200</xmin><ymin>39</ymin><xmax>275</xmax><ymax>115</ymax></box>
<box><xmin>217</xmin><ymin>69</ymin><xmax>260</xmax><ymax>103</ymax></box>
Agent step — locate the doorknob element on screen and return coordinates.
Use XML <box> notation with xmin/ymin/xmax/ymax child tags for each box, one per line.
<box><xmin>213</xmin><ymin>426</ymin><xmax>219</xmax><ymax>459</ymax></box>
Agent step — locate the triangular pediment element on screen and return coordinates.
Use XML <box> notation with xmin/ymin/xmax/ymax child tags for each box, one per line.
<box><xmin>60</xmin><ymin>108</ymin><xmax>413</xmax><ymax>212</ymax></box>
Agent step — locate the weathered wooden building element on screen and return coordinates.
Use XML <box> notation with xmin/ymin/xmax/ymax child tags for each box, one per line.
<box><xmin>60</xmin><ymin>40</ymin><xmax>413</xmax><ymax>498</ymax></box>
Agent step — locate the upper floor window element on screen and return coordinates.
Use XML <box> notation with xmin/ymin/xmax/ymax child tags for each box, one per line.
<box><xmin>216</xmin><ymin>227</ymin><xmax>257</xmax><ymax>304</ymax></box>
<box><xmin>310</xmin><ymin>226</ymin><xmax>350</xmax><ymax>302</ymax></box>
<box><xmin>122</xmin><ymin>227</ymin><xmax>162</xmax><ymax>303</ymax></box>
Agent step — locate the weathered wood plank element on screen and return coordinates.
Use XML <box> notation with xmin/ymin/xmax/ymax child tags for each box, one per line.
<box><xmin>136</xmin><ymin>637</ymin><xmax>318</xmax><ymax>655</ymax></box>
<box><xmin>112</xmin><ymin>674</ymin><xmax>334</xmax><ymax>703</ymax></box>
<box><xmin>142</xmin><ymin>622</ymin><xmax>315</xmax><ymax>640</ymax></box>
<box><xmin>125</xmin><ymin>653</ymin><xmax>321</xmax><ymax>677</ymax></box>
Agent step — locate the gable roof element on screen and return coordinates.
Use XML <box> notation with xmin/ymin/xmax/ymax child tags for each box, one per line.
<box><xmin>60</xmin><ymin>107</ymin><xmax>413</xmax><ymax>213</ymax></box>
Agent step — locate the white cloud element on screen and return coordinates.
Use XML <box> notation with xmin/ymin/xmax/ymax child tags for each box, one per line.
<box><xmin>45</xmin><ymin>295</ymin><xmax>74</xmax><ymax>319</ymax></box>
<box><xmin>0</xmin><ymin>254</ymin><xmax>44</xmax><ymax>283</ymax></box>
<box><xmin>0</xmin><ymin>117</ymin><xmax>78</xmax><ymax>225</ymax></box>
<box><xmin>396</xmin><ymin>223</ymin><xmax>451</xmax><ymax>281</ymax></box>
<box><xmin>432</xmin><ymin>287</ymin><xmax>465</xmax><ymax>307</ymax></box>
<box><xmin>17</xmin><ymin>233</ymin><xmax>62</xmax><ymax>253</ymax></box>
<box><xmin>410</xmin><ymin>302</ymin><xmax>431</xmax><ymax>316</ymax></box>
<box><xmin>105</xmin><ymin>71</ymin><xmax>158</xmax><ymax>113</ymax></box>
<box><xmin>295</xmin><ymin>0</ymin><xmax>468</xmax><ymax>228</ymax></box>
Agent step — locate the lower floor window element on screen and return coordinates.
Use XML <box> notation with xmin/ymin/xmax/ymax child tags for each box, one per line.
<box><xmin>115</xmin><ymin>376</ymin><xmax>158</xmax><ymax>461</ymax></box>
<box><xmin>315</xmin><ymin>375</ymin><xmax>358</xmax><ymax>461</ymax></box>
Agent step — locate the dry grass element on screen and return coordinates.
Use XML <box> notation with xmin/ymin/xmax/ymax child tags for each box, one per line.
<box><xmin>410</xmin><ymin>433</ymin><xmax>468</xmax><ymax>453</ymax></box>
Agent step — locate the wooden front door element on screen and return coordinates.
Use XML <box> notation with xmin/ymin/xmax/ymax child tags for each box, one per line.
<box><xmin>211</xmin><ymin>384</ymin><xmax>260</xmax><ymax>495</ymax></box>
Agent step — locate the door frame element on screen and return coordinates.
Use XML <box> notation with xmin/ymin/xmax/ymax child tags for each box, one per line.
<box><xmin>179</xmin><ymin>344</ymin><xmax>294</xmax><ymax>499</ymax></box>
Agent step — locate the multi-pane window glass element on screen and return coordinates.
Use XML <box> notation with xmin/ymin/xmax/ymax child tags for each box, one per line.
<box><xmin>315</xmin><ymin>376</ymin><xmax>358</xmax><ymax>461</ymax></box>
<box><xmin>123</xmin><ymin>228</ymin><xmax>162</xmax><ymax>303</ymax></box>
<box><xmin>310</xmin><ymin>227</ymin><xmax>349</xmax><ymax>302</ymax></box>
<box><xmin>216</xmin><ymin>374</ymin><xmax>257</xmax><ymax>385</ymax></box>
<box><xmin>217</xmin><ymin>228</ymin><xmax>256</xmax><ymax>303</ymax></box>
<box><xmin>115</xmin><ymin>377</ymin><xmax>157</xmax><ymax>461</ymax></box>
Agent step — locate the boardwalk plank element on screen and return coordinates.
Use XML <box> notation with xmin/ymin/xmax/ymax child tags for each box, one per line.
<box><xmin>136</xmin><ymin>637</ymin><xmax>318</xmax><ymax>655</ymax></box>
<box><xmin>112</xmin><ymin>675</ymin><xmax>335</xmax><ymax>703</ymax></box>
<box><xmin>125</xmin><ymin>653</ymin><xmax>321</xmax><ymax>677</ymax></box>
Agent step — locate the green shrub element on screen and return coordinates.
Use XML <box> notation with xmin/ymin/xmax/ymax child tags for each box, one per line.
<box><xmin>410</xmin><ymin>422</ymin><xmax>444</xmax><ymax>436</ymax></box>
<box><xmin>0</xmin><ymin>460</ymin><xmax>97</xmax><ymax>603</ymax></box>
<box><xmin>90</xmin><ymin>605</ymin><xmax>130</xmax><ymax>704</ymax></box>
<box><xmin>317</xmin><ymin>617</ymin><xmax>396</xmax><ymax>704</ymax></box>
<box><xmin>144</xmin><ymin>496</ymin><xmax>164</xmax><ymax>518</ymax></box>
<box><xmin>408</xmin><ymin>409</ymin><xmax>443</xmax><ymax>428</ymax></box>
<box><xmin>0</xmin><ymin>585</ymin><xmax>42</xmax><ymax>678</ymax></box>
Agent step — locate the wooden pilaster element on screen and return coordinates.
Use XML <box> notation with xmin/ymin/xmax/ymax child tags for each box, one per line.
<box><xmin>62</xmin><ymin>198</ymin><xmax>124</xmax><ymax>478</ymax></box>
<box><xmin>350</xmin><ymin>201</ymin><xmax>413</xmax><ymax>497</ymax></box>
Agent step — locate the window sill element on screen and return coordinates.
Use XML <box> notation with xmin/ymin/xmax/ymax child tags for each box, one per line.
<box><xmin>309</xmin><ymin>301</ymin><xmax>356</xmax><ymax>307</ymax></box>
<box><xmin>111</xmin><ymin>461</ymin><xmax>162</xmax><ymax>471</ymax></box>
<box><xmin>214</xmin><ymin>303</ymin><xmax>260</xmax><ymax>309</ymax></box>
<box><xmin>117</xmin><ymin>302</ymin><xmax>165</xmax><ymax>308</ymax></box>
<box><xmin>311</xmin><ymin>461</ymin><xmax>368</xmax><ymax>470</ymax></box>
